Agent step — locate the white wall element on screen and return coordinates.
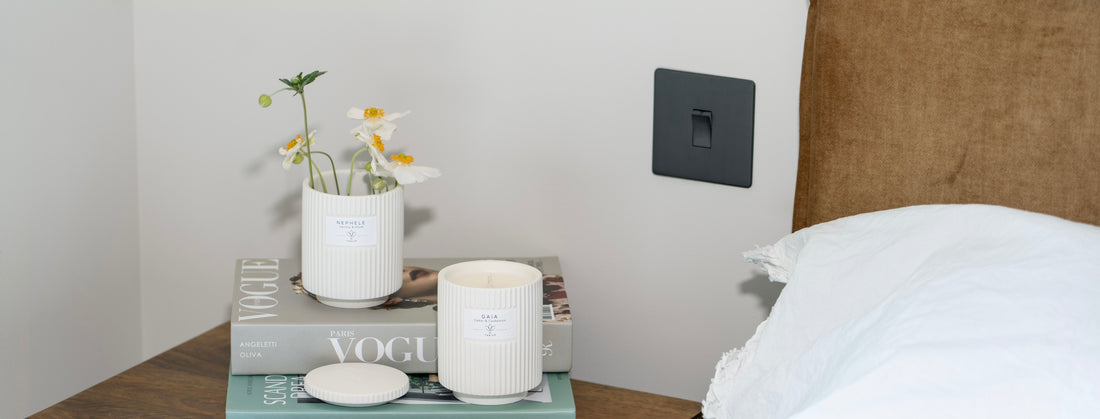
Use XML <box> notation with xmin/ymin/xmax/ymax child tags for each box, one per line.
<box><xmin>0</xmin><ymin>2</ymin><xmax>807</xmax><ymax>415</ymax></box>
<box><xmin>0</xmin><ymin>1</ymin><xmax>142</xmax><ymax>417</ymax></box>
<box><xmin>134</xmin><ymin>0</ymin><xmax>807</xmax><ymax>401</ymax></box>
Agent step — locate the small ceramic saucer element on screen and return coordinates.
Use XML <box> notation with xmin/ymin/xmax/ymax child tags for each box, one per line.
<box><xmin>303</xmin><ymin>363</ymin><xmax>409</xmax><ymax>407</ymax></box>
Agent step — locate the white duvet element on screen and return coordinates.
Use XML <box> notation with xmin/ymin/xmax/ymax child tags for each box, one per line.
<box><xmin>703</xmin><ymin>205</ymin><xmax>1100</xmax><ymax>418</ymax></box>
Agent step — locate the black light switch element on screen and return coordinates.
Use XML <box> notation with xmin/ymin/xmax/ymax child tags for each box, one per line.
<box><xmin>652</xmin><ymin>68</ymin><xmax>755</xmax><ymax>188</ymax></box>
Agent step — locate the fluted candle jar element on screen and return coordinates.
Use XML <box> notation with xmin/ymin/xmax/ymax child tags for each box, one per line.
<box><xmin>437</xmin><ymin>260</ymin><xmax>543</xmax><ymax>405</ymax></box>
<box><xmin>301</xmin><ymin>169</ymin><xmax>403</xmax><ymax>309</ymax></box>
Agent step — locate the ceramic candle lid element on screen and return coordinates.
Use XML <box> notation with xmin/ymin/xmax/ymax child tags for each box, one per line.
<box><xmin>303</xmin><ymin>363</ymin><xmax>409</xmax><ymax>407</ymax></box>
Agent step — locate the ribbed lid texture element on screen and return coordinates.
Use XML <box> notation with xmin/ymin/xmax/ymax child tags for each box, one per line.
<box><xmin>304</xmin><ymin>363</ymin><xmax>409</xmax><ymax>407</ymax></box>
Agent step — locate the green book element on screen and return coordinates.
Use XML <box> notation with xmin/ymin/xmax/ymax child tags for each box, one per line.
<box><xmin>225</xmin><ymin>372</ymin><xmax>576</xmax><ymax>418</ymax></box>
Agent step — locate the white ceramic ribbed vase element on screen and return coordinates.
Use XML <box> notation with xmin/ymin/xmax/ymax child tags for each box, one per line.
<box><xmin>437</xmin><ymin>260</ymin><xmax>543</xmax><ymax>405</ymax></box>
<box><xmin>301</xmin><ymin>169</ymin><xmax>403</xmax><ymax>309</ymax></box>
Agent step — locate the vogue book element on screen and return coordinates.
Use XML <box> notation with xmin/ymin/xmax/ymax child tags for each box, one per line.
<box><xmin>230</xmin><ymin>257</ymin><xmax>572</xmax><ymax>375</ymax></box>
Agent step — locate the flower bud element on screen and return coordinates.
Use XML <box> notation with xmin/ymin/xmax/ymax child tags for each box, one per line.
<box><xmin>258</xmin><ymin>94</ymin><xmax>272</xmax><ymax>108</ymax></box>
<box><xmin>372</xmin><ymin>178</ymin><xmax>387</xmax><ymax>191</ymax></box>
<box><xmin>292</xmin><ymin>153</ymin><xmax>305</xmax><ymax>164</ymax></box>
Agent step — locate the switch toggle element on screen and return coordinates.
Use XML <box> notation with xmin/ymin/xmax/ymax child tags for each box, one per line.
<box><xmin>692</xmin><ymin>109</ymin><xmax>712</xmax><ymax>148</ymax></box>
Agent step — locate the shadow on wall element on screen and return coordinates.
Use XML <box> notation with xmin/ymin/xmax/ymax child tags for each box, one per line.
<box><xmin>740</xmin><ymin>273</ymin><xmax>784</xmax><ymax>316</ymax></box>
<box><xmin>273</xmin><ymin>192</ymin><xmax>300</xmax><ymax>229</ymax></box>
<box><xmin>404</xmin><ymin>205</ymin><xmax>433</xmax><ymax>237</ymax></box>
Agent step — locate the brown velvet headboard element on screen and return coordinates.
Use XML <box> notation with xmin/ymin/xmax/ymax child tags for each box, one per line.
<box><xmin>793</xmin><ymin>0</ymin><xmax>1100</xmax><ymax>231</ymax></box>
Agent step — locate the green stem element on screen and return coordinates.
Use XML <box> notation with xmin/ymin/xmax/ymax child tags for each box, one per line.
<box><xmin>348</xmin><ymin>147</ymin><xmax>370</xmax><ymax>196</ymax></box>
<box><xmin>299</xmin><ymin>92</ymin><xmax>317</xmax><ymax>190</ymax></box>
<box><xmin>308</xmin><ymin>158</ymin><xmax>328</xmax><ymax>193</ymax></box>
<box><xmin>310</xmin><ymin>151</ymin><xmax>340</xmax><ymax>195</ymax></box>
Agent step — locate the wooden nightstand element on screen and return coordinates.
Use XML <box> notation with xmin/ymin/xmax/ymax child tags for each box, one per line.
<box><xmin>31</xmin><ymin>323</ymin><xmax>702</xmax><ymax>418</ymax></box>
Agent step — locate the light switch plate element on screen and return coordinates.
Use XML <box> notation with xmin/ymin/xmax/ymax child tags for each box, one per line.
<box><xmin>652</xmin><ymin>68</ymin><xmax>755</xmax><ymax>188</ymax></box>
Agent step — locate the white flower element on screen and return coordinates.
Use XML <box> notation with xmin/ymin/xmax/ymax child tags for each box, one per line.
<box><xmin>347</xmin><ymin>107</ymin><xmax>409</xmax><ymax>142</ymax></box>
<box><xmin>353</xmin><ymin>131</ymin><xmax>387</xmax><ymax>152</ymax></box>
<box><xmin>375</xmin><ymin>152</ymin><xmax>440</xmax><ymax>185</ymax></box>
<box><xmin>366</xmin><ymin>142</ymin><xmax>394</xmax><ymax>178</ymax></box>
<box><xmin>277</xmin><ymin>130</ymin><xmax>316</xmax><ymax>169</ymax></box>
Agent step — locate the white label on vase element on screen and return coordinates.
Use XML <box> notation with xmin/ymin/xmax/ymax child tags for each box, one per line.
<box><xmin>463</xmin><ymin>308</ymin><xmax>516</xmax><ymax>341</ymax></box>
<box><xmin>324</xmin><ymin>216</ymin><xmax>379</xmax><ymax>247</ymax></box>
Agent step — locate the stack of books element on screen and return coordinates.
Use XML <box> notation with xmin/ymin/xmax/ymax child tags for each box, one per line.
<box><xmin>225</xmin><ymin>257</ymin><xmax>576</xmax><ymax>418</ymax></box>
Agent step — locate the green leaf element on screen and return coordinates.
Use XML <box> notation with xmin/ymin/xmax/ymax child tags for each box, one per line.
<box><xmin>301</xmin><ymin>70</ymin><xmax>326</xmax><ymax>86</ymax></box>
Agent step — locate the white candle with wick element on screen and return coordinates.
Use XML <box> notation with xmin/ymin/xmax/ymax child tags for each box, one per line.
<box><xmin>437</xmin><ymin>260</ymin><xmax>543</xmax><ymax>405</ymax></box>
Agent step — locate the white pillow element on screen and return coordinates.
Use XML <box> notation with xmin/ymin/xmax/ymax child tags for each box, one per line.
<box><xmin>703</xmin><ymin>204</ymin><xmax>1100</xmax><ymax>419</ymax></box>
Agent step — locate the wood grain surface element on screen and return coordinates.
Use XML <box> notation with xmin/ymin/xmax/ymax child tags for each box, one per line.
<box><xmin>572</xmin><ymin>380</ymin><xmax>703</xmax><ymax>418</ymax></box>
<box><xmin>31</xmin><ymin>322</ymin><xmax>703</xmax><ymax>418</ymax></box>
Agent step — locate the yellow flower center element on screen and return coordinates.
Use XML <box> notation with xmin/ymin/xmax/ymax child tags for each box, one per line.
<box><xmin>372</xmin><ymin>135</ymin><xmax>384</xmax><ymax>152</ymax></box>
<box><xmin>392</xmin><ymin>153</ymin><xmax>414</xmax><ymax>165</ymax></box>
<box><xmin>285</xmin><ymin>135</ymin><xmax>302</xmax><ymax>150</ymax></box>
<box><xmin>363</xmin><ymin>108</ymin><xmax>385</xmax><ymax>119</ymax></box>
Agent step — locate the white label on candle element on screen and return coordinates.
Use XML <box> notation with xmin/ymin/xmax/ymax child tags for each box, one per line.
<box><xmin>324</xmin><ymin>216</ymin><xmax>378</xmax><ymax>247</ymax></box>
<box><xmin>463</xmin><ymin>308</ymin><xmax>516</xmax><ymax>341</ymax></box>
